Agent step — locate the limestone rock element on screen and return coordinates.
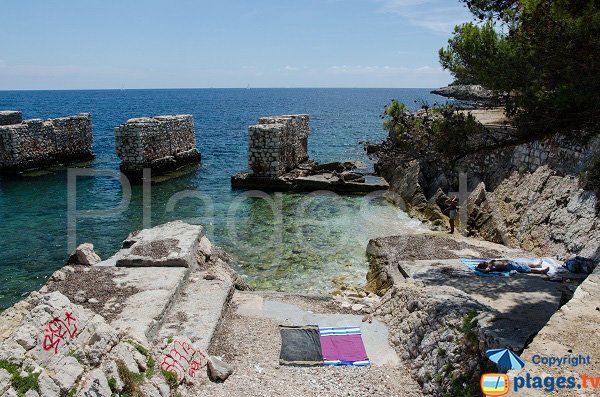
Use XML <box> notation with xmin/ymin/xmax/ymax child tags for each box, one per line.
<box><xmin>68</xmin><ymin>243</ymin><xmax>101</xmax><ymax>266</ymax></box>
<box><xmin>207</xmin><ymin>356</ymin><xmax>234</xmax><ymax>382</ymax></box>
<box><xmin>0</xmin><ymin>368</ymin><xmax>11</xmax><ymax>395</ymax></box>
<box><xmin>466</xmin><ymin>182</ymin><xmax>506</xmax><ymax>244</ymax></box>
<box><xmin>38</xmin><ymin>370</ymin><xmax>61</xmax><ymax>397</ymax></box>
<box><xmin>51</xmin><ymin>356</ymin><xmax>84</xmax><ymax>392</ymax></box>
<box><xmin>386</xmin><ymin>160</ymin><xmax>427</xmax><ymax>214</ymax></box>
<box><xmin>4</xmin><ymin>388</ymin><xmax>18</xmax><ymax>397</ymax></box>
<box><xmin>76</xmin><ymin>368</ymin><xmax>111</xmax><ymax>397</ymax></box>
<box><xmin>431</xmin><ymin>84</ymin><xmax>500</xmax><ymax>104</ymax></box>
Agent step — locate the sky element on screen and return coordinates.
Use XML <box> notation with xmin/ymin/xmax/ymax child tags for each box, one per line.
<box><xmin>0</xmin><ymin>0</ymin><xmax>473</xmax><ymax>90</ymax></box>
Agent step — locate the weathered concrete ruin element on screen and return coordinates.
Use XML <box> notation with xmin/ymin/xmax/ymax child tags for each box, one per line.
<box><xmin>248</xmin><ymin>115</ymin><xmax>310</xmax><ymax>177</ymax></box>
<box><xmin>232</xmin><ymin>114</ymin><xmax>389</xmax><ymax>192</ymax></box>
<box><xmin>115</xmin><ymin>115</ymin><xmax>201</xmax><ymax>177</ymax></box>
<box><xmin>0</xmin><ymin>111</ymin><xmax>94</xmax><ymax>172</ymax></box>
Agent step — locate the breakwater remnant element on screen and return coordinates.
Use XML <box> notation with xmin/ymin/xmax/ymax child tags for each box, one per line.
<box><xmin>232</xmin><ymin>114</ymin><xmax>389</xmax><ymax>192</ymax></box>
<box><xmin>0</xmin><ymin>111</ymin><xmax>94</xmax><ymax>172</ymax></box>
<box><xmin>248</xmin><ymin>114</ymin><xmax>310</xmax><ymax>177</ymax></box>
<box><xmin>115</xmin><ymin>115</ymin><xmax>201</xmax><ymax>177</ymax></box>
<box><xmin>0</xmin><ymin>110</ymin><xmax>23</xmax><ymax>126</ymax></box>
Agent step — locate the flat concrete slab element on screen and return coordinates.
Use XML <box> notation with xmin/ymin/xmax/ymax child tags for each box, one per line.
<box><xmin>233</xmin><ymin>291</ymin><xmax>400</xmax><ymax>366</ymax></box>
<box><xmin>109</xmin><ymin>267</ymin><xmax>188</xmax><ymax>343</ymax></box>
<box><xmin>397</xmin><ymin>258</ymin><xmax>576</xmax><ymax>350</ymax></box>
<box><xmin>156</xmin><ymin>274</ymin><xmax>233</xmax><ymax>351</ymax></box>
<box><xmin>96</xmin><ymin>221</ymin><xmax>203</xmax><ymax>268</ymax></box>
<box><xmin>294</xmin><ymin>174</ymin><xmax>389</xmax><ymax>193</ymax></box>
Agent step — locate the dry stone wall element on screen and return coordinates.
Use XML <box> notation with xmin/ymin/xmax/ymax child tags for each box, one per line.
<box><xmin>115</xmin><ymin>115</ymin><xmax>201</xmax><ymax>176</ymax></box>
<box><xmin>0</xmin><ymin>110</ymin><xmax>22</xmax><ymax>126</ymax></box>
<box><xmin>511</xmin><ymin>133</ymin><xmax>600</xmax><ymax>174</ymax></box>
<box><xmin>248</xmin><ymin>114</ymin><xmax>310</xmax><ymax>177</ymax></box>
<box><xmin>0</xmin><ymin>112</ymin><xmax>94</xmax><ymax>172</ymax></box>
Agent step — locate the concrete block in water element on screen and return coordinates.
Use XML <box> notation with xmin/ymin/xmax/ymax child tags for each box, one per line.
<box><xmin>248</xmin><ymin>114</ymin><xmax>310</xmax><ymax>177</ymax></box>
<box><xmin>0</xmin><ymin>110</ymin><xmax>22</xmax><ymax>126</ymax></box>
<box><xmin>0</xmin><ymin>112</ymin><xmax>94</xmax><ymax>172</ymax></box>
<box><xmin>114</xmin><ymin>114</ymin><xmax>201</xmax><ymax>177</ymax></box>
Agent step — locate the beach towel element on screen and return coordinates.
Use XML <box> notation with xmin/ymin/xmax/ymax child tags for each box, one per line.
<box><xmin>279</xmin><ymin>325</ymin><xmax>323</xmax><ymax>366</ymax></box>
<box><xmin>461</xmin><ymin>258</ymin><xmax>514</xmax><ymax>277</ymax></box>
<box><xmin>461</xmin><ymin>257</ymin><xmax>568</xmax><ymax>277</ymax></box>
<box><xmin>319</xmin><ymin>326</ymin><xmax>370</xmax><ymax>366</ymax></box>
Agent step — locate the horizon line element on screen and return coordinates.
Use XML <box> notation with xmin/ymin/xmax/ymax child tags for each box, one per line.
<box><xmin>0</xmin><ymin>86</ymin><xmax>441</xmax><ymax>92</ymax></box>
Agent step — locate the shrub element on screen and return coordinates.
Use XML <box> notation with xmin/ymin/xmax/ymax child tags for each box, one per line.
<box><xmin>382</xmin><ymin>100</ymin><xmax>486</xmax><ymax>161</ymax></box>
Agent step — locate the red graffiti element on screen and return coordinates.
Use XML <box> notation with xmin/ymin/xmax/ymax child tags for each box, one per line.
<box><xmin>43</xmin><ymin>312</ymin><xmax>78</xmax><ymax>353</ymax></box>
<box><xmin>160</xmin><ymin>339</ymin><xmax>208</xmax><ymax>382</ymax></box>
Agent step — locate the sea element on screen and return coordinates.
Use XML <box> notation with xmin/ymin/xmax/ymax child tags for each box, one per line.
<box><xmin>0</xmin><ymin>88</ymin><xmax>446</xmax><ymax>309</ymax></box>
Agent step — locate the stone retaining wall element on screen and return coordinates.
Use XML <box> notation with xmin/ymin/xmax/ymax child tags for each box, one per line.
<box><xmin>511</xmin><ymin>133</ymin><xmax>600</xmax><ymax>175</ymax></box>
<box><xmin>0</xmin><ymin>112</ymin><xmax>94</xmax><ymax>172</ymax></box>
<box><xmin>115</xmin><ymin>115</ymin><xmax>201</xmax><ymax>176</ymax></box>
<box><xmin>0</xmin><ymin>110</ymin><xmax>23</xmax><ymax>126</ymax></box>
<box><xmin>248</xmin><ymin>114</ymin><xmax>310</xmax><ymax>177</ymax></box>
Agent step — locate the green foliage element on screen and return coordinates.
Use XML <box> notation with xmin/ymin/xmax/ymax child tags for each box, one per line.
<box><xmin>382</xmin><ymin>100</ymin><xmax>486</xmax><ymax>160</ymax></box>
<box><xmin>116</xmin><ymin>360</ymin><xmax>145</xmax><ymax>397</ymax></box>
<box><xmin>108</xmin><ymin>377</ymin><xmax>118</xmax><ymax>394</ymax></box>
<box><xmin>0</xmin><ymin>360</ymin><xmax>40</xmax><ymax>397</ymax></box>
<box><xmin>67</xmin><ymin>348</ymin><xmax>84</xmax><ymax>363</ymax></box>
<box><xmin>161</xmin><ymin>369</ymin><xmax>179</xmax><ymax>393</ymax></box>
<box><xmin>126</xmin><ymin>340</ymin><xmax>149</xmax><ymax>357</ymax></box>
<box><xmin>126</xmin><ymin>340</ymin><xmax>155</xmax><ymax>379</ymax></box>
<box><xmin>146</xmin><ymin>355</ymin><xmax>156</xmax><ymax>379</ymax></box>
<box><xmin>440</xmin><ymin>0</ymin><xmax>600</xmax><ymax>142</ymax></box>
<box><xmin>65</xmin><ymin>385</ymin><xmax>77</xmax><ymax>397</ymax></box>
<box><xmin>460</xmin><ymin>309</ymin><xmax>479</xmax><ymax>344</ymax></box>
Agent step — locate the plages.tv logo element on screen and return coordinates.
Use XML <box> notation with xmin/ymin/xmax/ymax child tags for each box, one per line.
<box><xmin>481</xmin><ymin>373</ymin><xmax>510</xmax><ymax>396</ymax></box>
<box><xmin>481</xmin><ymin>348</ymin><xmax>526</xmax><ymax>396</ymax></box>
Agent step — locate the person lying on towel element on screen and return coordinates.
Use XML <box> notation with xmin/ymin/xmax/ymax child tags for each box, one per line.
<box><xmin>476</xmin><ymin>259</ymin><xmax>549</xmax><ymax>274</ymax></box>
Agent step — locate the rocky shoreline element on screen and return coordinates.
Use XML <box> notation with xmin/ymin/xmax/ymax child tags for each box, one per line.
<box><xmin>1</xmin><ymin>219</ymin><xmax>598</xmax><ymax>396</ymax></box>
<box><xmin>431</xmin><ymin>84</ymin><xmax>502</xmax><ymax>106</ymax></box>
<box><xmin>371</xmin><ymin>110</ymin><xmax>600</xmax><ymax>262</ymax></box>
<box><xmin>1</xmin><ymin>106</ymin><xmax>599</xmax><ymax>396</ymax></box>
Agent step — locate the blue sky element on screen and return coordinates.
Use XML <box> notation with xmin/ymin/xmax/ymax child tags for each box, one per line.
<box><xmin>0</xmin><ymin>0</ymin><xmax>472</xmax><ymax>89</ymax></box>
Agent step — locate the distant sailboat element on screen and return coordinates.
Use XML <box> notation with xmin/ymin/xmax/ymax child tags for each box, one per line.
<box><xmin>246</xmin><ymin>84</ymin><xmax>251</xmax><ymax>90</ymax></box>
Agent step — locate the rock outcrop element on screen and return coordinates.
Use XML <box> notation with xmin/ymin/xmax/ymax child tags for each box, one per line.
<box><xmin>431</xmin><ymin>84</ymin><xmax>501</xmax><ymax>105</ymax></box>
<box><xmin>373</xmin><ymin>111</ymin><xmax>600</xmax><ymax>259</ymax></box>
<box><xmin>467</xmin><ymin>166</ymin><xmax>600</xmax><ymax>261</ymax></box>
<box><xmin>0</xmin><ymin>222</ymin><xmax>246</xmax><ymax>397</ymax></box>
<box><xmin>66</xmin><ymin>243</ymin><xmax>101</xmax><ymax>266</ymax></box>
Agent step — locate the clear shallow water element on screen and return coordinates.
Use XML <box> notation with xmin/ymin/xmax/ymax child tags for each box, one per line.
<box><xmin>0</xmin><ymin>88</ymin><xmax>441</xmax><ymax>309</ymax></box>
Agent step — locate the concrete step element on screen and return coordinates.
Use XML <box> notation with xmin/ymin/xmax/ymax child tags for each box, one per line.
<box><xmin>155</xmin><ymin>270</ymin><xmax>234</xmax><ymax>352</ymax></box>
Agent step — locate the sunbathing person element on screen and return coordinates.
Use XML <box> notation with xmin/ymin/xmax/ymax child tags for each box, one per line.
<box><xmin>476</xmin><ymin>259</ymin><xmax>550</xmax><ymax>274</ymax></box>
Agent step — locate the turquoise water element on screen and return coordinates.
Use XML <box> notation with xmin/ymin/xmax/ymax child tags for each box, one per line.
<box><xmin>0</xmin><ymin>88</ymin><xmax>442</xmax><ymax>309</ymax></box>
